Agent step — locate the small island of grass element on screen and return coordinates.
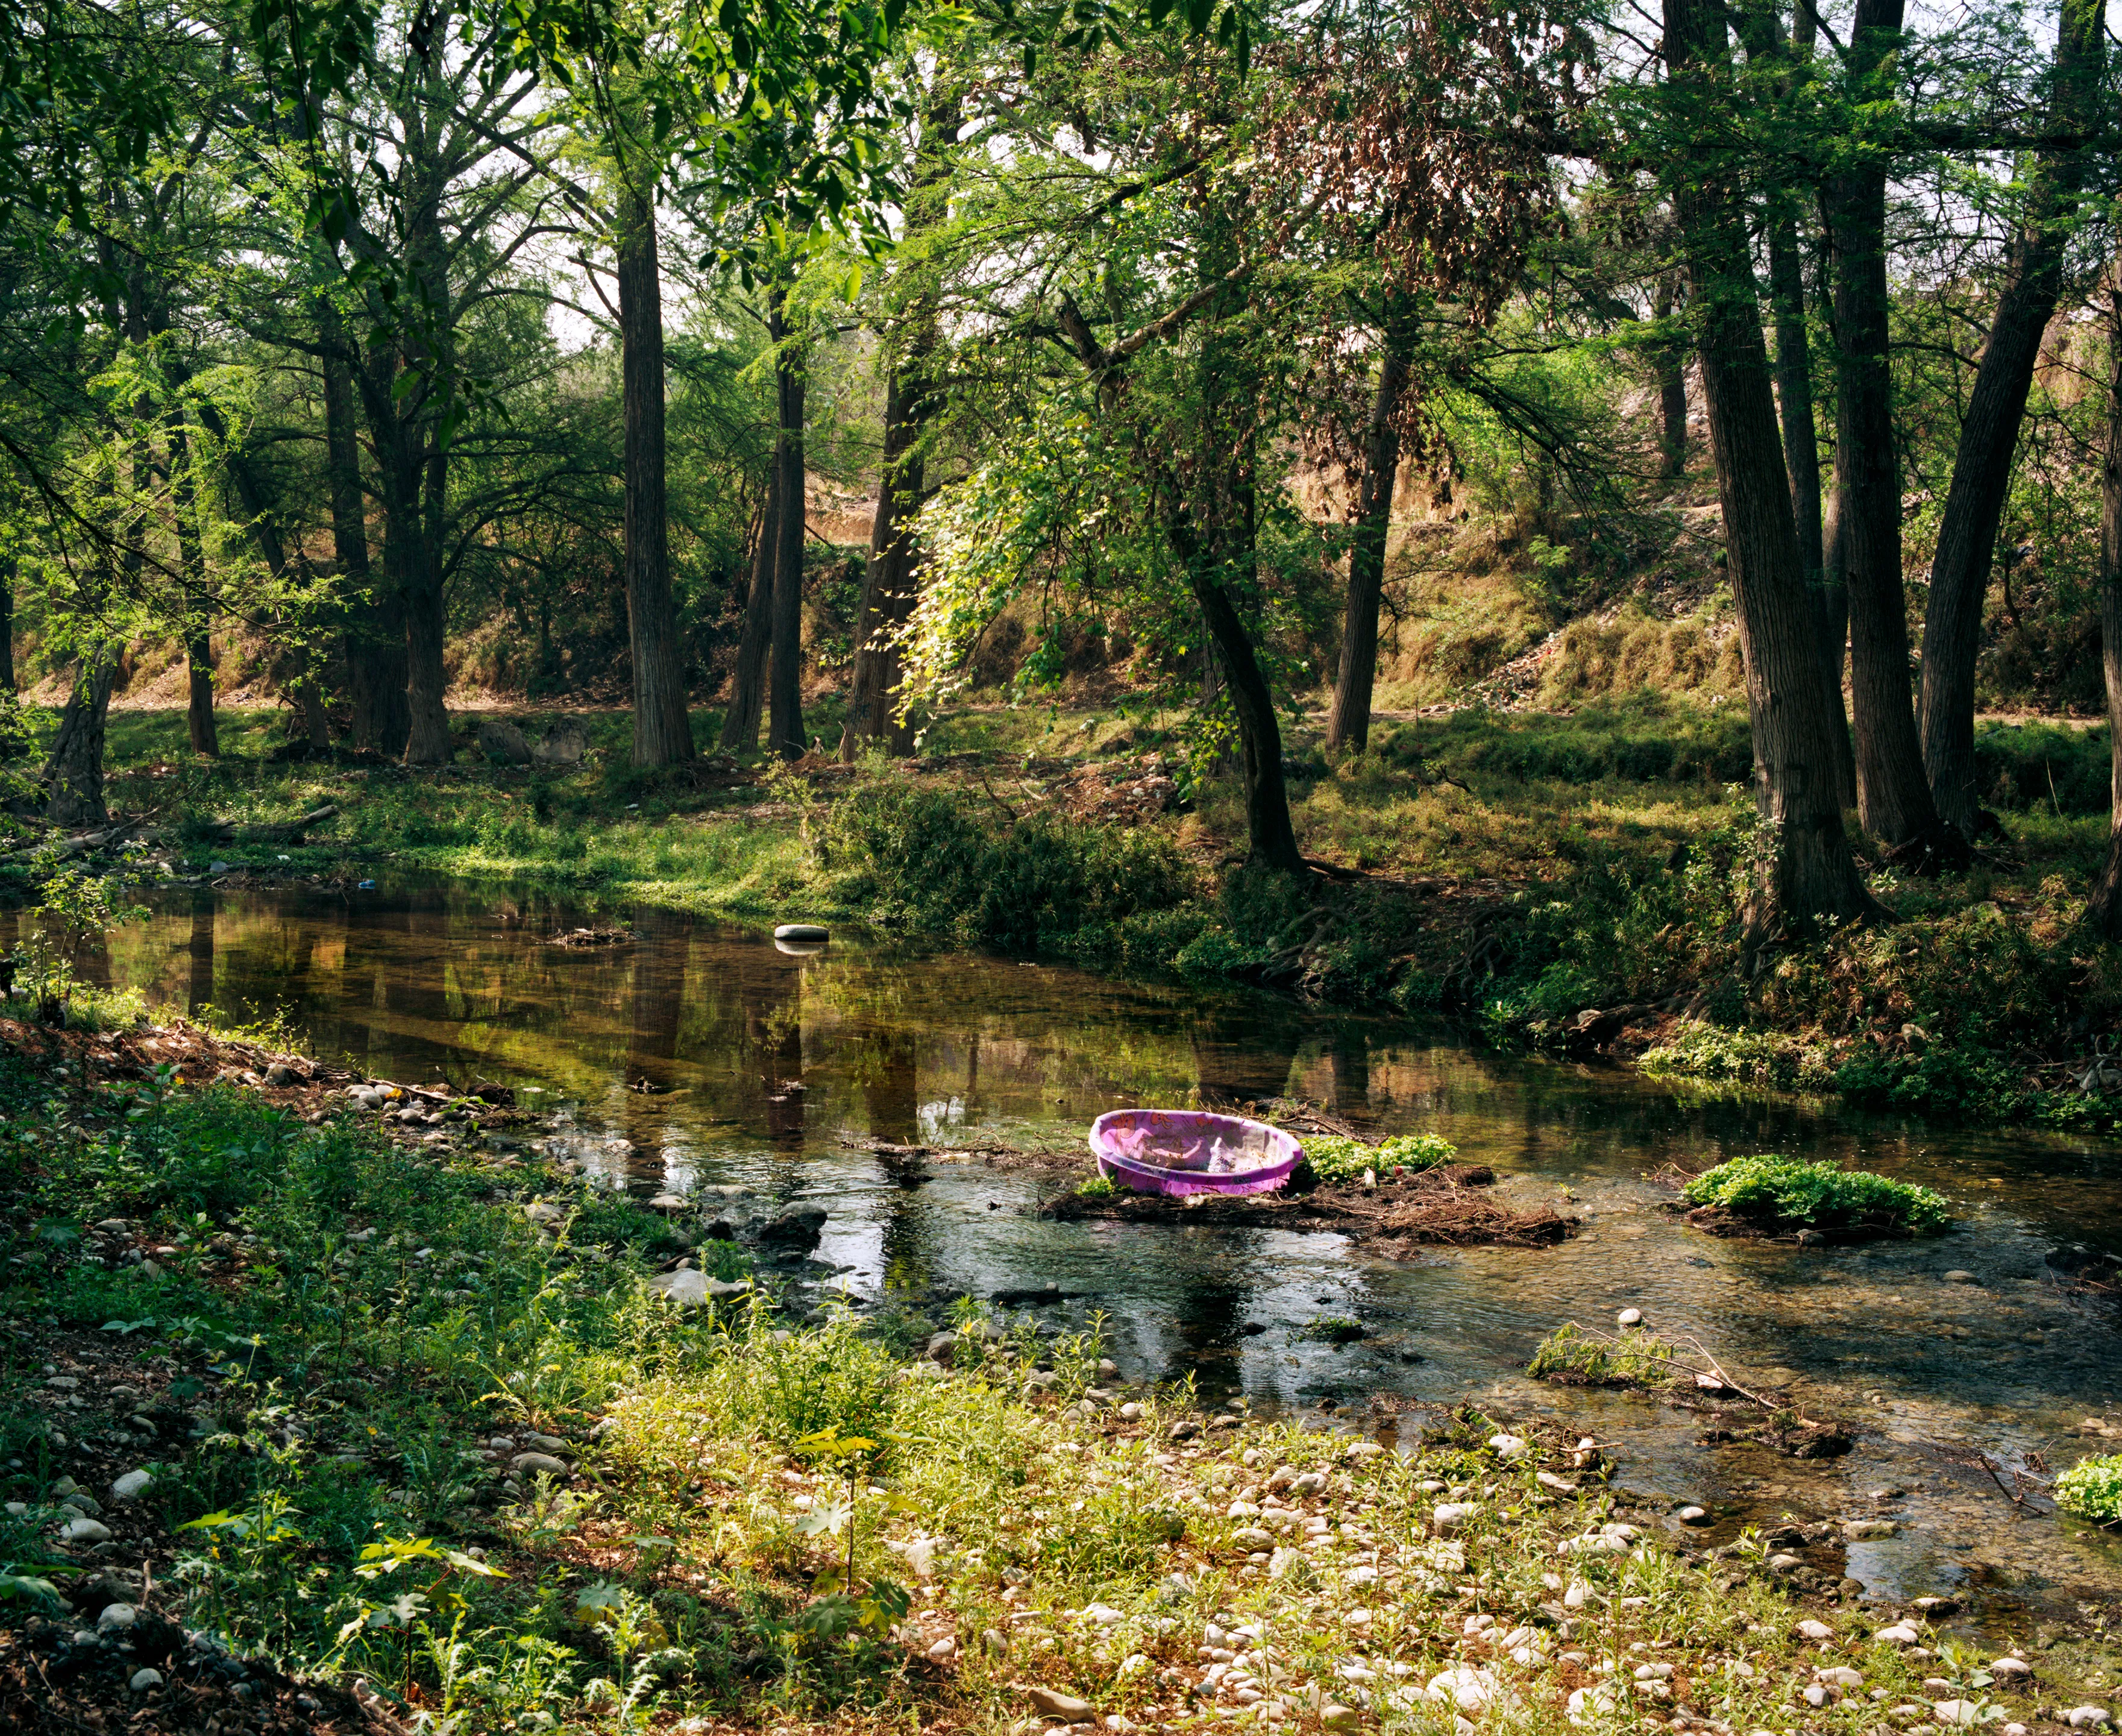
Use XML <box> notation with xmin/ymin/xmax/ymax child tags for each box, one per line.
<box><xmin>2057</xmin><ymin>1453</ymin><xmax>2122</xmax><ymax>1526</ymax></box>
<box><xmin>1680</xmin><ymin>1155</ymin><xmax>1953</xmax><ymax>1241</ymax></box>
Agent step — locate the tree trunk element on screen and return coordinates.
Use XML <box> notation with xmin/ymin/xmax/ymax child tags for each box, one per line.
<box><xmin>1920</xmin><ymin>0</ymin><xmax>2103</xmax><ymax>834</ymax></box>
<box><xmin>322</xmin><ymin>333</ymin><xmax>409</xmax><ymax>758</ymax></box>
<box><xmin>186</xmin><ymin>637</ymin><xmax>219</xmax><ymax>758</ymax></box>
<box><xmin>0</xmin><ymin>555</ymin><xmax>13</xmax><ymax>694</ymax></box>
<box><xmin>0</xmin><ymin>555</ymin><xmax>14</xmax><ymax>760</ymax></box>
<box><xmin>1815</xmin><ymin>239</ymin><xmax>1859</xmax><ymax>810</ymax></box>
<box><xmin>843</xmin><ymin>77</ymin><xmax>961</xmax><ymax>763</ymax></box>
<box><xmin>45</xmin><ymin>649</ymin><xmax>118</xmax><ymax>826</ymax></box>
<box><xmin>2083</xmin><ymin>281</ymin><xmax>2122</xmax><ymax>937</ymax></box>
<box><xmin>843</xmin><ymin>364</ymin><xmax>926</xmax><ymax>758</ymax></box>
<box><xmin>1326</xmin><ymin>300</ymin><xmax>1416</xmax><ymax>755</ymax></box>
<box><xmin>160</xmin><ymin>408</ymin><xmax>221</xmax><ymax>761</ymax></box>
<box><xmin>1196</xmin><ymin>566</ymin><xmax>1302</xmax><ymax>872</ymax></box>
<box><xmin>720</xmin><ymin>465</ymin><xmax>776</xmax><ymax>751</ymax></box>
<box><xmin>616</xmin><ymin>179</ymin><xmax>695</xmax><ymax>768</ymax></box>
<box><xmin>1823</xmin><ymin>0</ymin><xmax>1957</xmax><ymax>860</ymax></box>
<box><xmin>1665</xmin><ymin>0</ymin><xmax>1883</xmax><ymax>954</ymax></box>
<box><xmin>1654</xmin><ymin>273</ymin><xmax>1689</xmax><ymax>479</ymax></box>
<box><xmin>767</xmin><ymin>295</ymin><xmax>807</xmax><ymax>761</ymax></box>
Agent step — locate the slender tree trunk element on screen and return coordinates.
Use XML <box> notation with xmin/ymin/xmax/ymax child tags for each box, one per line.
<box><xmin>1666</xmin><ymin>0</ymin><xmax>1883</xmax><ymax>955</ymax></box>
<box><xmin>1815</xmin><ymin>239</ymin><xmax>1859</xmax><ymax>810</ymax></box>
<box><xmin>1326</xmin><ymin>300</ymin><xmax>1416</xmax><ymax>754</ymax></box>
<box><xmin>322</xmin><ymin>332</ymin><xmax>409</xmax><ymax>758</ymax></box>
<box><xmin>1920</xmin><ymin>0</ymin><xmax>2103</xmax><ymax>833</ymax></box>
<box><xmin>2084</xmin><ymin>281</ymin><xmax>2122</xmax><ymax>937</ymax></box>
<box><xmin>843</xmin><ymin>78</ymin><xmax>961</xmax><ymax>762</ymax></box>
<box><xmin>720</xmin><ymin>465</ymin><xmax>776</xmax><ymax>751</ymax></box>
<box><xmin>0</xmin><ymin>555</ymin><xmax>13</xmax><ymax>695</ymax></box>
<box><xmin>0</xmin><ymin>555</ymin><xmax>15</xmax><ymax>760</ymax></box>
<box><xmin>1654</xmin><ymin>273</ymin><xmax>1689</xmax><ymax>479</ymax></box>
<box><xmin>616</xmin><ymin>180</ymin><xmax>695</xmax><ymax>767</ymax></box>
<box><xmin>186</xmin><ymin>637</ymin><xmax>219</xmax><ymax>758</ymax></box>
<box><xmin>1165</xmin><ymin>480</ymin><xmax>1301</xmax><ymax>870</ymax></box>
<box><xmin>1768</xmin><ymin>237</ymin><xmax>1822</xmax><ymax>579</ymax></box>
<box><xmin>1824</xmin><ymin>0</ymin><xmax>1957</xmax><ymax>859</ymax></box>
<box><xmin>162</xmin><ymin>412</ymin><xmax>221</xmax><ymax>760</ymax></box>
<box><xmin>767</xmin><ymin>295</ymin><xmax>807</xmax><ymax>760</ymax></box>
<box><xmin>45</xmin><ymin>650</ymin><xmax>118</xmax><ymax>826</ymax></box>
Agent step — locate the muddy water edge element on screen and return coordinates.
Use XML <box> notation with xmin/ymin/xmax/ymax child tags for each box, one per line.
<box><xmin>75</xmin><ymin>878</ymin><xmax>2122</xmax><ymax>1635</ymax></box>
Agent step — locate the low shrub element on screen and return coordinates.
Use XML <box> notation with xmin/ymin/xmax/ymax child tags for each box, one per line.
<box><xmin>1681</xmin><ymin>1156</ymin><xmax>1952</xmax><ymax>1238</ymax></box>
<box><xmin>2055</xmin><ymin>1453</ymin><xmax>2122</xmax><ymax>1525</ymax></box>
<box><xmin>818</xmin><ymin>778</ymin><xmax>1199</xmax><ymax>961</ymax></box>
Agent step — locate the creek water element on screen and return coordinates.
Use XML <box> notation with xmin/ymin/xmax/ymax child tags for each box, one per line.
<box><xmin>86</xmin><ymin>879</ymin><xmax>2122</xmax><ymax>1621</ymax></box>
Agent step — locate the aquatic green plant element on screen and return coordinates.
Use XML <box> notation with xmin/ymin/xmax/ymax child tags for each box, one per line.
<box><xmin>1074</xmin><ymin>1173</ymin><xmax>1117</xmax><ymax>1199</ymax></box>
<box><xmin>1296</xmin><ymin>1315</ymin><xmax>1367</xmax><ymax>1344</ymax></box>
<box><xmin>1299</xmin><ymin>1133</ymin><xmax>1456</xmax><ymax>1186</ymax></box>
<box><xmin>1680</xmin><ymin>1156</ymin><xmax>1952</xmax><ymax>1238</ymax></box>
<box><xmin>1526</xmin><ymin>1322</ymin><xmax>1679</xmax><ymax>1387</ymax></box>
<box><xmin>2055</xmin><ymin>1453</ymin><xmax>2122</xmax><ymax>1525</ymax></box>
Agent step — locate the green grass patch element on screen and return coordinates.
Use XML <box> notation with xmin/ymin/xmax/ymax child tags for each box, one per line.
<box><xmin>1526</xmin><ymin>1322</ymin><xmax>1680</xmax><ymax>1386</ymax></box>
<box><xmin>1298</xmin><ymin>1132</ymin><xmax>1457</xmax><ymax>1186</ymax></box>
<box><xmin>2055</xmin><ymin>1453</ymin><xmax>2122</xmax><ymax>1526</ymax></box>
<box><xmin>1680</xmin><ymin>1156</ymin><xmax>1953</xmax><ymax>1238</ymax></box>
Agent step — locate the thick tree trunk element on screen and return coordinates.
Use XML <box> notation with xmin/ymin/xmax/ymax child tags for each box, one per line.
<box><xmin>843</xmin><ymin>366</ymin><xmax>926</xmax><ymax>758</ymax></box>
<box><xmin>767</xmin><ymin>296</ymin><xmax>807</xmax><ymax>761</ymax></box>
<box><xmin>1326</xmin><ymin>302</ymin><xmax>1416</xmax><ymax>754</ymax></box>
<box><xmin>322</xmin><ymin>338</ymin><xmax>409</xmax><ymax>758</ymax></box>
<box><xmin>401</xmin><ymin>430</ymin><xmax>453</xmax><ymax>764</ymax></box>
<box><xmin>1824</xmin><ymin>0</ymin><xmax>1957</xmax><ymax>860</ymax></box>
<box><xmin>616</xmin><ymin>181</ymin><xmax>695</xmax><ymax>768</ymax></box>
<box><xmin>720</xmin><ymin>467</ymin><xmax>776</xmax><ymax>751</ymax></box>
<box><xmin>1666</xmin><ymin>0</ymin><xmax>1883</xmax><ymax>954</ymax></box>
<box><xmin>45</xmin><ymin>650</ymin><xmax>118</xmax><ymax>826</ymax></box>
<box><xmin>1653</xmin><ymin>274</ymin><xmax>1689</xmax><ymax>479</ymax></box>
<box><xmin>2084</xmin><ymin>285</ymin><xmax>2122</xmax><ymax>937</ymax></box>
<box><xmin>1920</xmin><ymin>0</ymin><xmax>2103</xmax><ymax>834</ymax></box>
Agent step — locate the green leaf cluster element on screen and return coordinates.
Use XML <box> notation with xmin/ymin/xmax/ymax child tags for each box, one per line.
<box><xmin>1680</xmin><ymin>1156</ymin><xmax>1951</xmax><ymax>1237</ymax></box>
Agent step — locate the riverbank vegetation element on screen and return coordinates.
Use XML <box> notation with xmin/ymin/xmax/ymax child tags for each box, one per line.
<box><xmin>1</xmin><ymin>0</ymin><xmax>2121</xmax><ymax>1144</ymax></box>
<box><xmin>36</xmin><ymin>693</ymin><xmax>2122</xmax><ymax>1133</ymax></box>
<box><xmin>5</xmin><ymin>1054</ymin><xmax>2118</xmax><ymax>1733</ymax></box>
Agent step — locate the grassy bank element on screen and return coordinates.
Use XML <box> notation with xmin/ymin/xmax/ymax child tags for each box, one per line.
<box><xmin>50</xmin><ymin>695</ymin><xmax>2122</xmax><ymax>1133</ymax></box>
<box><xmin>5</xmin><ymin>1049</ymin><xmax>2119</xmax><ymax>1734</ymax></box>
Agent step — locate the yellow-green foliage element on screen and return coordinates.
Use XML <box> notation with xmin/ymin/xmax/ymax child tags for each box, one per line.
<box><xmin>1526</xmin><ymin>1322</ymin><xmax>1680</xmax><ymax>1386</ymax></box>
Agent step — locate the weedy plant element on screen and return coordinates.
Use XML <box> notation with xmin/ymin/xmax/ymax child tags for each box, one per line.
<box><xmin>1527</xmin><ymin>1322</ymin><xmax>1680</xmax><ymax>1387</ymax></box>
<box><xmin>2055</xmin><ymin>1453</ymin><xmax>2122</xmax><ymax>1526</ymax></box>
<box><xmin>1298</xmin><ymin>1132</ymin><xmax>1457</xmax><ymax>1186</ymax></box>
<box><xmin>1680</xmin><ymin>1156</ymin><xmax>1953</xmax><ymax>1238</ymax></box>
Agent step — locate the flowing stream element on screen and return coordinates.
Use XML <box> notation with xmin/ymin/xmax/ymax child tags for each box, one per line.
<box><xmin>80</xmin><ymin>879</ymin><xmax>2122</xmax><ymax>1623</ymax></box>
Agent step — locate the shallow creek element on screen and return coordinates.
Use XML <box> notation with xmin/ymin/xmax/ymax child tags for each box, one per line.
<box><xmin>90</xmin><ymin>879</ymin><xmax>2122</xmax><ymax>1622</ymax></box>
